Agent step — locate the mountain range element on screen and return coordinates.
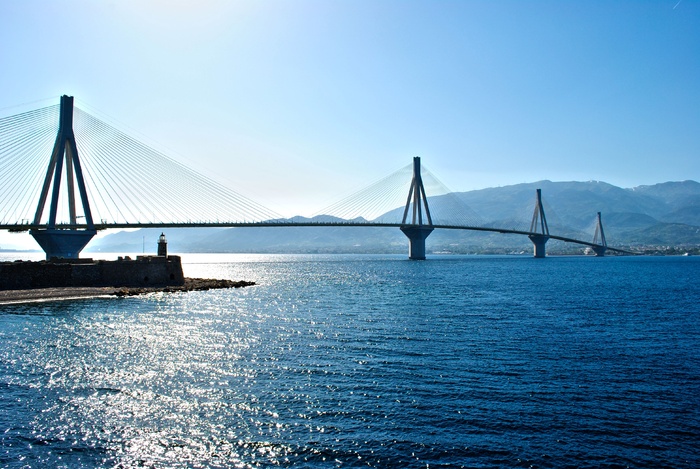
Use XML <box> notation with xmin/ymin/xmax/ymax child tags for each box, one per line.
<box><xmin>87</xmin><ymin>180</ymin><xmax>700</xmax><ymax>255</ymax></box>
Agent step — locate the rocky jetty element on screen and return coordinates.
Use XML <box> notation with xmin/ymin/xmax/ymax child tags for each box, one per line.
<box><xmin>0</xmin><ymin>255</ymin><xmax>185</xmax><ymax>290</ymax></box>
<box><xmin>112</xmin><ymin>278</ymin><xmax>256</xmax><ymax>297</ymax></box>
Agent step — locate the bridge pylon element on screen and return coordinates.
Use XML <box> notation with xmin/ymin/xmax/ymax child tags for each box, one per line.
<box><xmin>528</xmin><ymin>188</ymin><xmax>549</xmax><ymax>258</ymax></box>
<box><xmin>591</xmin><ymin>211</ymin><xmax>607</xmax><ymax>256</ymax></box>
<box><xmin>400</xmin><ymin>157</ymin><xmax>433</xmax><ymax>260</ymax></box>
<box><xmin>30</xmin><ymin>95</ymin><xmax>96</xmax><ymax>259</ymax></box>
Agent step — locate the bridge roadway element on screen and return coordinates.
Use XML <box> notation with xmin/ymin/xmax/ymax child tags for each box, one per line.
<box><xmin>2</xmin><ymin>221</ymin><xmax>631</xmax><ymax>255</ymax></box>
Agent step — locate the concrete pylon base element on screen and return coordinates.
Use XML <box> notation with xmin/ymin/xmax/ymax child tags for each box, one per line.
<box><xmin>528</xmin><ymin>234</ymin><xmax>549</xmax><ymax>258</ymax></box>
<box><xmin>30</xmin><ymin>229</ymin><xmax>97</xmax><ymax>260</ymax></box>
<box><xmin>401</xmin><ymin>226</ymin><xmax>434</xmax><ymax>260</ymax></box>
<box><xmin>592</xmin><ymin>245</ymin><xmax>607</xmax><ymax>257</ymax></box>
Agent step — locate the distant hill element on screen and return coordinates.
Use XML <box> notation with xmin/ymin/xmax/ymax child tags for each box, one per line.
<box><xmin>449</xmin><ymin>180</ymin><xmax>700</xmax><ymax>243</ymax></box>
<box><xmin>88</xmin><ymin>180</ymin><xmax>700</xmax><ymax>254</ymax></box>
<box><xmin>458</xmin><ymin>180</ymin><xmax>668</xmax><ymax>227</ymax></box>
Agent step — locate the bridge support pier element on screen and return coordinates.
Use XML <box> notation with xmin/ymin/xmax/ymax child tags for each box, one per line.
<box><xmin>401</xmin><ymin>226</ymin><xmax>434</xmax><ymax>260</ymax></box>
<box><xmin>400</xmin><ymin>157</ymin><xmax>434</xmax><ymax>260</ymax></box>
<box><xmin>591</xmin><ymin>245</ymin><xmax>607</xmax><ymax>257</ymax></box>
<box><xmin>30</xmin><ymin>228</ymin><xmax>96</xmax><ymax>260</ymax></box>
<box><xmin>591</xmin><ymin>212</ymin><xmax>607</xmax><ymax>257</ymax></box>
<box><xmin>528</xmin><ymin>189</ymin><xmax>550</xmax><ymax>258</ymax></box>
<box><xmin>528</xmin><ymin>234</ymin><xmax>549</xmax><ymax>258</ymax></box>
<box><xmin>30</xmin><ymin>95</ymin><xmax>97</xmax><ymax>260</ymax></box>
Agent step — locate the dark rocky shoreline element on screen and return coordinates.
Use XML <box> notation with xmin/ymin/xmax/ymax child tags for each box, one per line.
<box><xmin>0</xmin><ymin>278</ymin><xmax>255</xmax><ymax>304</ymax></box>
<box><xmin>112</xmin><ymin>278</ymin><xmax>256</xmax><ymax>297</ymax></box>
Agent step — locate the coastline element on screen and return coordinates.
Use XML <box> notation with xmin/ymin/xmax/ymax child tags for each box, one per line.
<box><xmin>0</xmin><ymin>278</ymin><xmax>255</xmax><ymax>305</ymax></box>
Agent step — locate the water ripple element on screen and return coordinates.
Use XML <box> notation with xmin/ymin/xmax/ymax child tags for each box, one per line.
<box><xmin>1</xmin><ymin>255</ymin><xmax>699</xmax><ymax>467</ymax></box>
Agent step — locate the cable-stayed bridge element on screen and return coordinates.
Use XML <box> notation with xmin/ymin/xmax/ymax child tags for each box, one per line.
<box><xmin>1</xmin><ymin>95</ymin><xmax>623</xmax><ymax>260</ymax></box>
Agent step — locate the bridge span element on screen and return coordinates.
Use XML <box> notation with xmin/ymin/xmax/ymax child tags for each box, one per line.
<box><xmin>1</xmin><ymin>221</ymin><xmax>629</xmax><ymax>256</ymax></box>
<box><xmin>0</xmin><ymin>96</ymin><xmax>625</xmax><ymax>259</ymax></box>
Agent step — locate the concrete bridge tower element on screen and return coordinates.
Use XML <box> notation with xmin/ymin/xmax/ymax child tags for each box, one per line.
<box><xmin>400</xmin><ymin>157</ymin><xmax>434</xmax><ymax>260</ymax></box>
<box><xmin>528</xmin><ymin>188</ymin><xmax>549</xmax><ymax>258</ymax></box>
<box><xmin>591</xmin><ymin>212</ymin><xmax>607</xmax><ymax>256</ymax></box>
<box><xmin>30</xmin><ymin>95</ymin><xmax>96</xmax><ymax>259</ymax></box>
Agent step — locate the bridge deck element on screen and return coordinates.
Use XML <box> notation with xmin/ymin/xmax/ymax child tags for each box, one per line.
<box><xmin>3</xmin><ymin>222</ymin><xmax>632</xmax><ymax>255</ymax></box>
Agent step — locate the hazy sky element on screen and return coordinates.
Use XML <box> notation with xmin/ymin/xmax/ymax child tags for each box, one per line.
<box><xmin>1</xmin><ymin>0</ymin><xmax>699</xmax><ymax>223</ymax></box>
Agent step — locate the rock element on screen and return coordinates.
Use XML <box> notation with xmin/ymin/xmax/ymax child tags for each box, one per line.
<box><xmin>110</xmin><ymin>278</ymin><xmax>256</xmax><ymax>297</ymax></box>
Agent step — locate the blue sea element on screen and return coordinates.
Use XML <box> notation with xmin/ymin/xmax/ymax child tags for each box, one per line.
<box><xmin>1</xmin><ymin>254</ymin><xmax>699</xmax><ymax>468</ymax></box>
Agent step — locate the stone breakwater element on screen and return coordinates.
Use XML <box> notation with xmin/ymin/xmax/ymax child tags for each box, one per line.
<box><xmin>0</xmin><ymin>278</ymin><xmax>255</xmax><ymax>304</ymax></box>
<box><xmin>0</xmin><ymin>256</ymin><xmax>185</xmax><ymax>290</ymax></box>
<box><xmin>112</xmin><ymin>278</ymin><xmax>256</xmax><ymax>297</ymax></box>
<box><xmin>0</xmin><ymin>256</ymin><xmax>255</xmax><ymax>304</ymax></box>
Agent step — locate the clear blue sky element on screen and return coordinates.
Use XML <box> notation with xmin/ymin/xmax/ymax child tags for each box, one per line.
<box><xmin>1</xmin><ymin>0</ymin><xmax>699</xmax><ymax>220</ymax></box>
